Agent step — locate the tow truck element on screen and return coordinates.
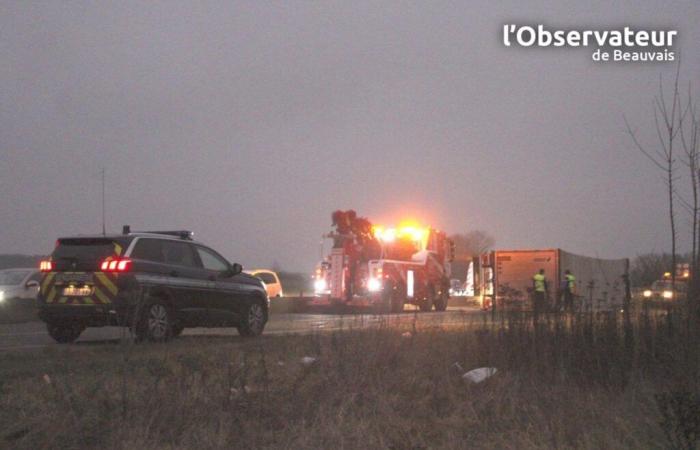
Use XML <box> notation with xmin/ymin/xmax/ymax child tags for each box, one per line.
<box><xmin>311</xmin><ymin>210</ymin><xmax>454</xmax><ymax>313</ymax></box>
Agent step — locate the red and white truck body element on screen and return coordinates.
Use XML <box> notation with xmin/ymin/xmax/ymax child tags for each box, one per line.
<box><xmin>312</xmin><ymin>211</ymin><xmax>454</xmax><ymax>312</ymax></box>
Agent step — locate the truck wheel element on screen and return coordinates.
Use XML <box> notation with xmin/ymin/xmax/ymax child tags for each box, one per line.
<box><xmin>238</xmin><ymin>300</ymin><xmax>267</xmax><ymax>337</ymax></box>
<box><xmin>384</xmin><ymin>284</ymin><xmax>404</xmax><ymax>314</ymax></box>
<box><xmin>434</xmin><ymin>288</ymin><xmax>449</xmax><ymax>312</ymax></box>
<box><xmin>135</xmin><ymin>300</ymin><xmax>174</xmax><ymax>342</ymax></box>
<box><xmin>419</xmin><ymin>285</ymin><xmax>435</xmax><ymax>312</ymax></box>
<box><xmin>391</xmin><ymin>295</ymin><xmax>404</xmax><ymax>313</ymax></box>
<box><xmin>47</xmin><ymin>323</ymin><xmax>85</xmax><ymax>344</ymax></box>
<box><xmin>376</xmin><ymin>282</ymin><xmax>404</xmax><ymax>314</ymax></box>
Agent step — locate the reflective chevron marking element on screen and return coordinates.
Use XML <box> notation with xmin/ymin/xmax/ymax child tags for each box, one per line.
<box><xmin>47</xmin><ymin>287</ymin><xmax>57</xmax><ymax>304</ymax></box>
<box><xmin>41</xmin><ymin>272</ymin><xmax>55</xmax><ymax>295</ymax></box>
<box><xmin>93</xmin><ymin>287</ymin><xmax>110</xmax><ymax>304</ymax></box>
<box><xmin>95</xmin><ymin>272</ymin><xmax>117</xmax><ymax>296</ymax></box>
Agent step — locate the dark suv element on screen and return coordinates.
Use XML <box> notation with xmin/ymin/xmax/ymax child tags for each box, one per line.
<box><xmin>37</xmin><ymin>228</ymin><xmax>268</xmax><ymax>343</ymax></box>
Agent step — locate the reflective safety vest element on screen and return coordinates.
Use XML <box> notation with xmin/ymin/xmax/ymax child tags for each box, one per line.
<box><xmin>566</xmin><ymin>274</ymin><xmax>576</xmax><ymax>293</ymax></box>
<box><xmin>533</xmin><ymin>273</ymin><xmax>546</xmax><ymax>292</ymax></box>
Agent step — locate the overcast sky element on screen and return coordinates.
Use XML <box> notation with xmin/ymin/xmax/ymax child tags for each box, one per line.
<box><xmin>1</xmin><ymin>1</ymin><xmax>699</xmax><ymax>271</ymax></box>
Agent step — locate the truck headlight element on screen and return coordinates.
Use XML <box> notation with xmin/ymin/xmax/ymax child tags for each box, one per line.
<box><xmin>663</xmin><ymin>290</ymin><xmax>673</xmax><ymax>299</ymax></box>
<box><xmin>643</xmin><ymin>290</ymin><xmax>652</xmax><ymax>298</ymax></box>
<box><xmin>367</xmin><ymin>277</ymin><xmax>382</xmax><ymax>292</ymax></box>
<box><xmin>314</xmin><ymin>279</ymin><xmax>328</xmax><ymax>293</ymax></box>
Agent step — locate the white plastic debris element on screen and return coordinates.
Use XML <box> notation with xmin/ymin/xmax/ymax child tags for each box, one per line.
<box><xmin>462</xmin><ymin>367</ymin><xmax>498</xmax><ymax>384</ymax></box>
<box><xmin>401</xmin><ymin>331</ymin><xmax>413</xmax><ymax>339</ymax></box>
<box><xmin>301</xmin><ymin>356</ymin><xmax>317</xmax><ymax>366</ymax></box>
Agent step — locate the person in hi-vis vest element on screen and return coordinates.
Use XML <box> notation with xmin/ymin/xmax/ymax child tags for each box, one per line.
<box><xmin>532</xmin><ymin>269</ymin><xmax>548</xmax><ymax>316</ymax></box>
<box><xmin>563</xmin><ymin>270</ymin><xmax>576</xmax><ymax>312</ymax></box>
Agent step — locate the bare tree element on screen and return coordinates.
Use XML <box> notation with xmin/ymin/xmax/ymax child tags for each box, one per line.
<box><xmin>625</xmin><ymin>60</ymin><xmax>685</xmax><ymax>293</ymax></box>
<box><xmin>680</xmin><ymin>88</ymin><xmax>699</xmax><ymax>298</ymax></box>
<box><xmin>450</xmin><ymin>230</ymin><xmax>495</xmax><ymax>262</ymax></box>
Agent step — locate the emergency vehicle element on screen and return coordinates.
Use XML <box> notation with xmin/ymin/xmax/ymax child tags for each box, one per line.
<box><xmin>312</xmin><ymin>210</ymin><xmax>454</xmax><ymax>313</ymax></box>
<box><xmin>642</xmin><ymin>264</ymin><xmax>690</xmax><ymax>302</ymax></box>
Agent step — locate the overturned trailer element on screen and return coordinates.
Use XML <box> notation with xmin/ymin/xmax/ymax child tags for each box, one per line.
<box><xmin>474</xmin><ymin>249</ymin><xmax>629</xmax><ymax>312</ymax></box>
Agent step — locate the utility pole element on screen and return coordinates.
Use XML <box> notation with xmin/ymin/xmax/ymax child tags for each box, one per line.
<box><xmin>101</xmin><ymin>168</ymin><xmax>106</xmax><ymax>236</ymax></box>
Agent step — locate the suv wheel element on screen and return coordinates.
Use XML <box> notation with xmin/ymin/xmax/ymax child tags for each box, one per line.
<box><xmin>136</xmin><ymin>301</ymin><xmax>173</xmax><ymax>342</ymax></box>
<box><xmin>47</xmin><ymin>323</ymin><xmax>84</xmax><ymax>344</ymax></box>
<box><xmin>238</xmin><ymin>301</ymin><xmax>266</xmax><ymax>337</ymax></box>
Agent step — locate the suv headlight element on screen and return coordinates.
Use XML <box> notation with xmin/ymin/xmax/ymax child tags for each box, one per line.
<box><xmin>643</xmin><ymin>290</ymin><xmax>652</xmax><ymax>298</ymax></box>
<box><xmin>663</xmin><ymin>290</ymin><xmax>673</xmax><ymax>299</ymax></box>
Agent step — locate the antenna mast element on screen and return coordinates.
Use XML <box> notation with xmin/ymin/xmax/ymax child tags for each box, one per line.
<box><xmin>101</xmin><ymin>168</ymin><xmax>106</xmax><ymax>236</ymax></box>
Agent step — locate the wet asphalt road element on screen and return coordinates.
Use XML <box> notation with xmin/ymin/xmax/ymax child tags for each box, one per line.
<box><xmin>0</xmin><ymin>307</ymin><xmax>483</xmax><ymax>352</ymax></box>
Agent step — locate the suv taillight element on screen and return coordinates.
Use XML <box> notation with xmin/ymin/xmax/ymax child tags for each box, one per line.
<box><xmin>100</xmin><ymin>258</ymin><xmax>132</xmax><ymax>273</ymax></box>
<box><xmin>39</xmin><ymin>260</ymin><xmax>53</xmax><ymax>272</ymax></box>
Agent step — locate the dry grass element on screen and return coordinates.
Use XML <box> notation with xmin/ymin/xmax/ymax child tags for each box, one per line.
<box><xmin>1</xmin><ymin>309</ymin><xmax>699</xmax><ymax>449</ymax></box>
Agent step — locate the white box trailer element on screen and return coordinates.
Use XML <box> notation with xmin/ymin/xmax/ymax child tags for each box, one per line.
<box><xmin>475</xmin><ymin>249</ymin><xmax>629</xmax><ymax>312</ymax></box>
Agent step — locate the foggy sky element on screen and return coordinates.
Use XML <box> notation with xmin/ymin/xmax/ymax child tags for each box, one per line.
<box><xmin>2</xmin><ymin>1</ymin><xmax>699</xmax><ymax>271</ymax></box>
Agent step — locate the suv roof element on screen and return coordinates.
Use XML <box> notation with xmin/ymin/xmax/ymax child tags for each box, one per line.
<box><xmin>57</xmin><ymin>230</ymin><xmax>198</xmax><ymax>244</ymax></box>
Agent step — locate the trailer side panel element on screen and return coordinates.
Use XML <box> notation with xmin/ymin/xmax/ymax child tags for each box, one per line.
<box><xmin>494</xmin><ymin>249</ymin><xmax>558</xmax><ymax>308</ymax></box>
<box><xmin>559</xmin><ymin>250</ymin><xmax>628</xmax><ymax>312</ymax></box>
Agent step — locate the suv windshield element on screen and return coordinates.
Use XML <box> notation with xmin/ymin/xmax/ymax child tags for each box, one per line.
<box><xmin>0</xmin><ymin>270</ymin><xmax>31</xmax><ymax>285</ymax></box>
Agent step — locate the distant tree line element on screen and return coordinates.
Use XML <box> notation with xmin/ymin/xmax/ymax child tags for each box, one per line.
<box><xmin>629</xmin><ymin>253</ymin><xmax>690</xmax><ymax>288</ymax></box>
<box><xmin>0</xmin><ymin>254</ymin><xmax>43</xmax><ymax>270</ymax></box>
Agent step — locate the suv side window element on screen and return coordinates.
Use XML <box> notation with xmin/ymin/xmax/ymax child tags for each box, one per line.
<box><xmin>131</xmin><ymin>238</ymin><xmax>165</xmax><ymax>262</ymax></box>
<box><xmin>196</xmin><ymin>246</ymin><xmax>229</xmax><ymax>272</ymax></box>
<box><xmin>162</xmin><ymin>241</ymin><xmax>198</xmax><ymax>268</ymax></box>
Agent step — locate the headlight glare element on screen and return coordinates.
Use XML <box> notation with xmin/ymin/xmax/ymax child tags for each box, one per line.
<box><xmin>367</xmin><ymin>277</ymin><xmax>382</xmax><ymax>292</ymax></box>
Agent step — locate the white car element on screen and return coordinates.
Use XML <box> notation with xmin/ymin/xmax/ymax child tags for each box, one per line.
<box><xmin>245</xmin><ymin>269</ymin><xmax>284</xmax><ymax>298</ymax></box>
<box><xmin>0</xmin><ymin>268</ymin><xmax>42</xmax><ymax>307</ymax></box>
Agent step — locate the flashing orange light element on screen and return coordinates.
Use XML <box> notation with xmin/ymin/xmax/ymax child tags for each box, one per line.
<box><xmin>399</xmin><ymin>226</ymin><xmax>424</xmax><ymax>242</ymax></box>
<box><xmin>374</xmin><ymin>223</ymin><xmax>429</xmax><ymax>244</ymax></box>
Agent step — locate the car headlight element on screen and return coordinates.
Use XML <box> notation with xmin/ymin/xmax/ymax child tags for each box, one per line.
<box><xmin>663</xmin><ymin>290</ymin><xmax>673</xmax><ymax>299</ymax></box>
<box><xmin>643</xmin><ymin>290</ymin><xmax>652</xmax><ymax>298</ymax></box>
<box><xmin>367</xmin><ymin>277</ymin><xmax>382</xmax><ymax>292</ymax></box>
<box><xmin>314</xmin><ymin>279</ymin><xmax>328</xmax><ymax>293</ymax></box>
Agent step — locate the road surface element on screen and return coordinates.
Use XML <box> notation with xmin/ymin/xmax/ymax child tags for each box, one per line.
<box><xmin>0</xmin><ymin>306</ymin><xmax>484</xmax><ymax>352</ymax></box>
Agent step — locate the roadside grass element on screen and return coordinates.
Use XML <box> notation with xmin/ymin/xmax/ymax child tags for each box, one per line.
<box><xmin>1</xmin><ymin>309</ymin><xmax>699</xmax><ymax>449</ymax></box>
